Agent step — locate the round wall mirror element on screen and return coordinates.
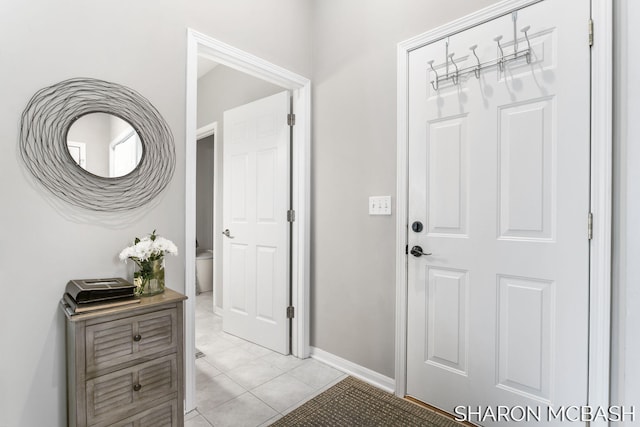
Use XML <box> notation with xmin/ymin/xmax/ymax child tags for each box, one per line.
<box><xmin>66</xmin><ymin>113</ymin><xmax>143</xmax><ymax>178</ymax></box>
<box><xmin>20</xmin><ymin>78</ymin><xmax>175</xmax><ymax>212</ymax></box>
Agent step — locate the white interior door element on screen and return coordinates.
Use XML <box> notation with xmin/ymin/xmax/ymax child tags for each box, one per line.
<box><xmin>407</xmin><ymin>1</ymin><xmax>590</xmax><ymax>424</ymax></box>
<box><xmin>222</xmin><ymin>91</ymin><xmax>290</xmax><ymax>354</ymax></box>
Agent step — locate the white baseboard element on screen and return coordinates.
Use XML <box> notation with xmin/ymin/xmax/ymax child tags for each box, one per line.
<box><xmin>214</xmin><ymin>306</ymin><xmax>223</xmax><ymax>316</ymax></box>
<box><xmin>309</xmin><ymin>346</ymin><xmax>395</xmax><ymax>393</ymax></box>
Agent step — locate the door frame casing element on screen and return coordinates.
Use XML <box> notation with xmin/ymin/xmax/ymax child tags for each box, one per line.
<box><xmin>185</xmin><ymin>28</ymin><xmax>311</xmax><ymax>412</ymax></box>
<box><xmin>395</xmin><ymin>0</ymin><xmax>612</xmax><ymax>418</ymax></box>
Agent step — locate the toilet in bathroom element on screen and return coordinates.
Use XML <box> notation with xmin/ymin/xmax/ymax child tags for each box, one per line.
<box><xmin>195</xmin><ymin>248</ymin><xmax>213</xmax><ymax>293</ymax></box>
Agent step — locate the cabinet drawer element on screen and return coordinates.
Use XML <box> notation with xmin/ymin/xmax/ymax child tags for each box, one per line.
<box><xmin>86</xmin><ymin>308</ymin><xmax>177</xmax><ymax>374</ymax></box>
<box><xmin>86</xmin><ymin>354</ymin><xmax>178</xmax><ymax>426</ymax></box>
<box><xmin>105</xmin><ymin>400</ymin><xmax>178</xmax><ymax>427</ymax></box>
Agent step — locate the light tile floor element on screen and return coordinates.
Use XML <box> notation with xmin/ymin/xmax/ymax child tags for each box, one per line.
<box><xmin>186</xmin><ymin>291</ymin><xmax>347</xmax><ymax>427</ymax></box>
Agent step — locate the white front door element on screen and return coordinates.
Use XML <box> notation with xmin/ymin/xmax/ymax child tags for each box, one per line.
<box><xmin>222</xmin><ymin>91</ymin><xmax>290</xmax><ymax>354</ymax></box>
<box><xmin>407</xmin><ymin>1</ymin><xmax>590</xmax><ymax>424</ymax></box>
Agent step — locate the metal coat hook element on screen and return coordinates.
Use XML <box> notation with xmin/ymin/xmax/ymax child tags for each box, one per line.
<box><xmin>428</xmin><ymin>60</ymin><xmax>439</xmax><ymax>91</ymax></box>
<box><xmin>469</xmin><ymin>45</ymin><xmax>481</xmax><ymax>79</ymax></box>
<box><xmin>494</xmin><ymin>35</ymin><xmax>505</xmax><ymax>72</ymax></box>
<box><xmin>521</xmin><ymin>25</ymin><xmax>532</xmax><ymax>63</ymax></box>
<box><xmin>448</xmin><ymin>53</ymin><xmax>459</xmax><ymax>85</ymax></box>
<box><xmin>427</xmin><ymin>25</ymin><xmax>533</xmax><ymax>89</ymax></box>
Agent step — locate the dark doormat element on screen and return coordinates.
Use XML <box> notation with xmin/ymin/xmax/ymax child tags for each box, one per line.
<box><xmin>270</xmin><ymin>376</ymin><xmax>461</xmax><ymax>426</ymax></box>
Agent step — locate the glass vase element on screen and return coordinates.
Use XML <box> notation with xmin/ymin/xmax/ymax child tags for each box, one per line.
<box><xmin>134</xmin><ymin>258</ymin><xmax>165</xmax><ymax>297</ymax></box>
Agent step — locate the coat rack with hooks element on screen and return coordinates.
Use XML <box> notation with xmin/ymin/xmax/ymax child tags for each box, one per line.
<box><xmin>429</xmin><ymin>18</ymin><xmax>532</xmax><ymax>91</ymax></box>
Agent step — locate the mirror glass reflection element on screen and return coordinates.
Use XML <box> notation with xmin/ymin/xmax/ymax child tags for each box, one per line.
<box><xmin>66</xmin><ymin>113</ymin><xmax>142</xmax><ymax>178</ymax></box>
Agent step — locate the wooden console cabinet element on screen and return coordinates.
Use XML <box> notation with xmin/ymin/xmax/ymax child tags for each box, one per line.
<box><xmin>62</xmin><ymin>288</ymin><xmax>187</xmax><ymax>427</ymax></box>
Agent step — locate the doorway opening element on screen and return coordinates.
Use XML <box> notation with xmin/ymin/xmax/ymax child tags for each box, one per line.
<box><xmin>195</xmin><ymin>124</ymin><xmax>216</xmax><ymax>302</ymax></box>
<box><xmin>184</xmin><ymin>29</ymin><xmax>311</xmax><ymax>412</ymax></box>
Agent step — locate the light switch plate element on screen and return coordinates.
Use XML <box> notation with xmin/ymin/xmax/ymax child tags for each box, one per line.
<box><xmin>369</xmin><ymin>196</ymin><xmax>392</xmax><ymax>215</ymax></box>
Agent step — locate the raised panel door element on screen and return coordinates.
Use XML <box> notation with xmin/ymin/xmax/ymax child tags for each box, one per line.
<box><xmin>407</xmin><ymin>1</ymin><xmax>590</xmax><ymax>424</ymax></box>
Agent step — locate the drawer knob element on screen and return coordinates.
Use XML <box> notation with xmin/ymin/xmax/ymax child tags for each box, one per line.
<box><xmin>133</xmin><ymin>334</ymin><xmax>142</xmax><ymax>342</ymax></box>
<box><xmin>133</xmin><ymin>383</ymin><xmax>142</xmax><ymax>392</ymax></box>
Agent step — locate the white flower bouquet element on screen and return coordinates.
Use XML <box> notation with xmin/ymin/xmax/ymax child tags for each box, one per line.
<box><xmin>119</xmin><ymin>230</ymin><xmax>178</xmax><ymax>296</ymax></box>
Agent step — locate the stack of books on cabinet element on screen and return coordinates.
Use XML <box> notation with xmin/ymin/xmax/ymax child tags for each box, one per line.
<box><xmin>60</xmin><ymin>278</ymin><xmax>139</xmax><ymax>315</ymax></box>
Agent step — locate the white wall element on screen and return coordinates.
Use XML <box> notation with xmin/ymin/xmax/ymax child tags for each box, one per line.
<box><xmin>0</xmin><ymin>2</ymin><xmax>311</xmax><ymax>426</ymax></box>
<box><xmin>310</xmin><ymin>0</ymin><xmax>498</xmax><ymax>378</ymax></box>
<box><xmin>197</xmin><ymin>64</ymin><xmax>283</xmax><ymax>311</ymax></box>
<box><xmin>611</xmin><ymin>0</ymin><xmax>640</xmax><ymax>419</ymax></box>
<box><xmin>110</xmin><ymin>114</ymin><xmax>132</xmax><ymax>139</ymax></box>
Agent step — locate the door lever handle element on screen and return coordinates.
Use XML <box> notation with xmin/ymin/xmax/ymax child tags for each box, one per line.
<box><xmin>222</xmin><ymin>229</ymin><xmax>234</xmax><ymax>238</ymax></box>
<box><xmin>410</xmin><ymin>245</ymin><xmax>432</xmax><ymax>257</ymax></box>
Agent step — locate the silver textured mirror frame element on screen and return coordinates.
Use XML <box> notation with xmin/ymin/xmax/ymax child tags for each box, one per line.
<box><xmin>19</xmin><ymin>78</ymin><xmax>175</xmax><ymax>211</ymax></box>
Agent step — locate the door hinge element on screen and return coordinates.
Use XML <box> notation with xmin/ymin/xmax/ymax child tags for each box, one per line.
<box><xmin>588</xmin><ymin>212</ymin><xmax>593</xmax><ymax>240</ymax></box>
<box><xmin>405</xmin><ymin>245</ymin><xmax>408</xmax><ymax>255</ymax></box>
<box><xmin>287</xmin><ymin>209</ymin><xmax>296</xmax><ymax>222</ymax></box>
<box><xmin>287</xmin><ymin>113</ymin><xmax>296</xmax><ymax>126</ymax></box>
<box><xmin>588</xmin><ymin>18</ymin><xmax>594</xmax><ymax>47</ymax></box>
<box><xmin>286</xmin><ymin>306</ymin><xmax>295</xmax><ymax>319</ymax></box>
